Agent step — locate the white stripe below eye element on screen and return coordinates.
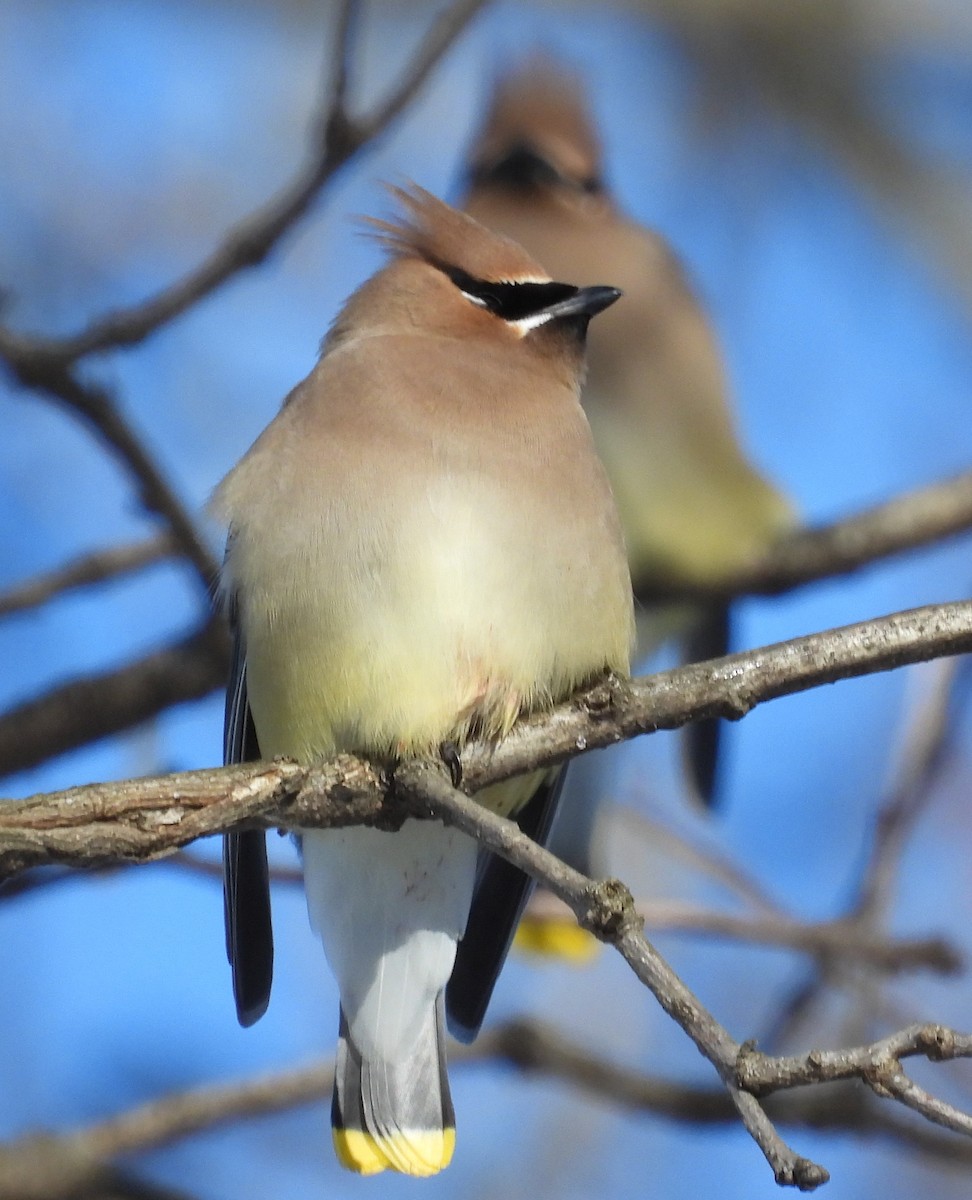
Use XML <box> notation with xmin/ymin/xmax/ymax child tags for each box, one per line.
<box><xmin>509</xmin><ymin>310</ymin><xmax>556</xmax><ymax>335</ymax></box>
<box><xmin>460</xmin><ymin>291</ymin><xmax>488</xmax><ymax>308</ymax></box>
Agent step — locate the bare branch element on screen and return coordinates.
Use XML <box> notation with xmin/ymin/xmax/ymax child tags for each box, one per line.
<box><xmin>737</xmin><ymin>1024</ymin><xmax>972</xmax><ymax>1139</ymax></box>
<box><xmin>638</xmin><ymin>470</ymin><xmax>972</xmax><ymax>602</ymax></box>
<box><xmin>645</xmin><ymin>0</ymin><xmax>972</xmax><ymax>314</ymax></box>
<box><xmin>2</xmin><ymin>600</ymin><xmax>971</xmax><ymax>872</ymax></box>
<box><xmin>76</xmin><ymin>1173</ymin><xmax>203</xmax><ymax>1200</ymax></box>
<box><xmin>3</xmin><ymin>1017</ymin><xmax>971</xmax><ymax>1200</ymax></box>
<box><xmin>0</xmin><ymin>534</ymin><xmax>178</xmax><ymax>619</ymax></box>
<box><xmin>4</xmin><ymin>475</ymin><xmax>968</xmax><ymax>778</ymax></box>
<box><xmin>0</xmin><ymin>0</ymin><xmax>488</xmax><ymax>367</ymax></box>
<box><xmin>524</xmin><ymin>891</ymin><xmax>961</xmax><ymax>977</ymax></box>
<box><xmin>0</xmin><ymin>0</ymin><xmax>489</xmax><ymax>626</ymax></box>
<box><xmin>323</xmin><ymin>0</ymin><xmax>359</xmax><ymax>124</ymax></box>
<box><xmin>765</xmin><ymin>655</ymin><xmax>966</xmax><ymax>1051</ymax></box>
<box><xmin>0</xmin><ymin>1055</ymin><xmax>334</xmax><ymax>1200</ymax></box>
<box><xmin>0</xmin><ymin>620</ymin><xmax>229</xmax><ymax>779</ymax></box>
<box><xmin>3</xmin><ymin>602</ymin><xmax>971</xmax><ymax>1185</ymax></box>
<box><xmin>399</xmin><ymin>763</ymin><xmax>832</xmax><ymax>1185</ymax></box>
<box><xmin>0</xmin><ymin>366</ymin><xmax>219</xmax><ymax>591</ymax></box>
<box><xmin>853</xmin><ymin>656</ymin><xmax>962</xmax><ymax>922</ymax></box>
<box><xmin>0</xmin><ymin>849</ymin><xmax>249</xmax><ymax>902</ymax></box>
<box><xmin>613</xmin><ymin>805</ymin><xmax>783</xmax><ymax>913</ymax></box>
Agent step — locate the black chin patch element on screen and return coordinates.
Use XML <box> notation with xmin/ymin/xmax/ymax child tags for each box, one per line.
<box><xmin>445</xmin><ymin>265</ymin><xmax>577</xmax><ymax>322</ymax></box>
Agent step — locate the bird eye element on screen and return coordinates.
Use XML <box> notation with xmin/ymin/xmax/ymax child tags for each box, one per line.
<box><xmin>445</xmin><ymin>266</ymin><xmax>577</xmax><ymax>322</ymax></box>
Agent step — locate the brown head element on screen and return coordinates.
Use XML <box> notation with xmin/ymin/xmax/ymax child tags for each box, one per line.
<box><xmin>465</xmin><ymin>56</ymin><xmax>604</xmax><ymax>198</ymax></box>
<box><xmin>325</xmin><ymin>184</ymin><xmax>620</xmax><ymax>373</ymax></box>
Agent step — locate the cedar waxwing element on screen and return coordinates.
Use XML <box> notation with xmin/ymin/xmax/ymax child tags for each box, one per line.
<box><xmin>462</xmin><ymin>59</ymin><xmax>796</xmax><ymax>817</ymax></box>
<box><xmin>215</xmin><ymin>185</ymin><xmax>633</xmax><ymax>1176</ymax></box>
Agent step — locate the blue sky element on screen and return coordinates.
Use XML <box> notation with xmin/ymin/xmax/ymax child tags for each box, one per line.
<box><xmin>2</xmin><ymin>3</ymin><xmax>972</xmax><ymax>1198</ymax></box>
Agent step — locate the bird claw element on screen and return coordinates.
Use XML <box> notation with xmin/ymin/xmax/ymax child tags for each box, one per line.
<box><xmin>439</xmin><ymin>741</ymin><xmax>463</xmax><ymax>788</ymax></box>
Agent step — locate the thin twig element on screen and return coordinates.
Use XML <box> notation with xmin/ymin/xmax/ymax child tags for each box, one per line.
<box><xmin>0</xmin><ymin>366</ymin><xmax>219</xmax><ymax>591</ymax></box>
<box><xmin>3</xmin><ymin>475</ymin><xmax>970</xmax><ymax>779</ymax></box>
<box><xmin>399</xmin><ymin>767</ymin><xmax>972</xmax><ymax>1187</ymax></box>
<box><xmin>3</xmin><ymin>1016</ymin><xmax>971</xmax><ymax>1200</ymax></box>
<box><xmin>764</xmin><ymin>655</ymin><xmax>966</xmax><ymax>1052</ymax></box>
<box><xmin>3</xmin><ymin>603</ymin><xmax>972</xmax><ymax>1184</ymax></box>
<box><xmin>0</xmin><ymin>534</ymin><xmax>178</xmax><ymax>618</ymax></box>
<box><xmin>0</xmin><ymin>619</ymin><xmax>229</xmax><ymax>779</ymax></box>
<box><xmin>324</xmin><ymin>0</ymin><xmax>359</xmax><ymax>122</ymax></box>
<box><xmin>737</xmin><ymin>1024</ymin><xmax>972</xmax><ymax>1133</ymax></box>
<box><xmin>0</xmin><ymin>0</ymin><xmax>488</xmax><ymax>366</ymax></box>
<box><xmin>0</xmin><ymin>0</ymin><xmax>489</xmax><ymax>614</ymax></box>
<box><xmin>523</xmin><ymin>891</ymin><xmax>960</xmax><ymax>976</ymax></box>
<box><xmin>853</xmin><ymin>656</ymin><xmax>962</xmax><ymax>921</ymax></box>
<box><xmin>612</xmin><ymin>805</ymin><xmax>784</xmax><ymax>915</ymax></box>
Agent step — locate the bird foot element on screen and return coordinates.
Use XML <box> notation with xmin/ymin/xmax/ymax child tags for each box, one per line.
<box><xmin>439</xmin><ymin>741</ymin><xmax>463</xmax><ymax>788</ymax></box>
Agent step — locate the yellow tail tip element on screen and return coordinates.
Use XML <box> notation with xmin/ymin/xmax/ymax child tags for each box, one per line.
<box><xmin>333</xmin><ymin>1127</ymin><xmax>456</xmax><ymax>1176</ymax></box>
<box><xmin>514</xmin><ymin>917</ymin><xmax>600</xmax><ymax>963</ymax></box>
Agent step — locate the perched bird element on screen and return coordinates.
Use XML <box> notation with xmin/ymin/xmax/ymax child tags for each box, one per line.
<box><xmin>462</xmin><ymin>59</ymin><xmax>796</xmax><ymax>816</ymax></box>
<box><xmin>214</xmin><ymin>185</ymin><xmax>633</xmax><ymax>1176</ymax></box>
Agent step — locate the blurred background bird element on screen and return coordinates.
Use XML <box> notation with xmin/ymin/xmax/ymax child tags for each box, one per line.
<box><xmin>461</xmin><ymin>57</ymin><xmax>797</xmax><ymax>949</ymax></box>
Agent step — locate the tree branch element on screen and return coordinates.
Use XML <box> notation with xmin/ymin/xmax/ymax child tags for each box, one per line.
<box><xmin>737</xmin><ymin>1025</ymin><xmax>972</xmax><ymax>1137</ymax></box>
<box><xmin>2</xmin><ymin>1016</ymin><xmax>970</xmax><ymax>1200</ymax></box>
<box><xmin>853</xmin><ymin>656</ymin><xmax>961</xmax><ymax>922</ymax></box>
<box><xmin>0</xmin><ymin>366</ymin><xmax>219</xmax><ymax>592</ymax></box>
<box><xmin>637</xmin><ymin>470</ymin><xmax>972</xmax><ymax>602</ymax></box>
<box><xmin>0</xmin><ymin>619</ymin><xmax>229</xmax><ymax>779</ymax></box>
<box><xmin>0</xmin><ymin>0</ymin><xmax>489</xmax><ymax>616</ymax></box>
<box><xmin>2</xmin><ymin>602</ymin><xmax>971</xmax><ymax>1183</ymax></box>
<box><xmin>0</xmin><ymin>0</ymin><xmax>488</xmax><ymax>367</ymax></box>
<box><xmin>0</xmin><ymin>534</ymin><xmax>178</xmax><ymax>619</ymax></box>
<box><xmin>2</xmin><ymin>600</ymin><xmax>971</xmax><ymax>872</ymax></box>
<box><xmin>762</xmin><ymin>655</ymin><xmax>965</xmax><ymax>1053</ymax></box>
<box><xmin>523</xmin><ymin>891</ymin><xmax>961</xmax><ymax>977</ymax></box>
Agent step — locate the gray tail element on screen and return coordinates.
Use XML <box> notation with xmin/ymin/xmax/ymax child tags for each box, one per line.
<box><xmin>331</xmin><ymin>995</ymin><xmax>455</xmax><ymax>1176</ymax></box>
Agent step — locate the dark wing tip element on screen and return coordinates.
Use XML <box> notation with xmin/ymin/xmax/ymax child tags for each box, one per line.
<box><xmin>445</xmin><ymin>769</ymin><xmax>567</xmax><ymax>1042</ymax></box>
<box><xmin>682</xmin><ymin>603</ymin><xmax>733</xmax><ymax>808</ymax></box>
<box><xmin>224</xmin><ymin>829</ymin><xmax>274</xmax><ymax>1027</ymax></box>
<box><xmin>222</xmin><ymin>604</ymin><xmax>274</xmax><ymax>1025</ymax></box>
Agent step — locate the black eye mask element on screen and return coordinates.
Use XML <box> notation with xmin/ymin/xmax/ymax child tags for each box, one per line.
<box><xmin>444</xmin><ymin>265</ymin><xmax>577</xmax><ymax>321</ymax></box>
<box><xmin>467</xmin><ymin>143</ymin><xmax>603</xmax><ymax>197</ymax></box>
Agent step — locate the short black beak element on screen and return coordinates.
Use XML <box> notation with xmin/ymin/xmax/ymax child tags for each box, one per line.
<box><xmin>541</xmin><ymin>285</ymin><xmax>622</xmax><ymax>325</ymax></box>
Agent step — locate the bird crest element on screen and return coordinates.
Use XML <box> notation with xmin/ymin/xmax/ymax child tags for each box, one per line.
<box><xmin>365</xmin><ymin>183</ymin><xmax>550</xmax><ymax>285</ymax></box>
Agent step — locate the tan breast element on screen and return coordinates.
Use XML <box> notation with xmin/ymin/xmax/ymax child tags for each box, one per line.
<box><xmin>216</xmin><ymin>330</ymin><xmax>633</xmax><ymax>763</ymax></box>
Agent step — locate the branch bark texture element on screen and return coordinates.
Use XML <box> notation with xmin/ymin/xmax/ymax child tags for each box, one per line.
<box><xmin>2</xmin><ymin>601</ymin><xmax>972</xmax><ymax>1188</ymax></box>
<box><xmin>2</xmin><ymin>600</ymin><xmax>970</xmax><ymax>874</ymax></box>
